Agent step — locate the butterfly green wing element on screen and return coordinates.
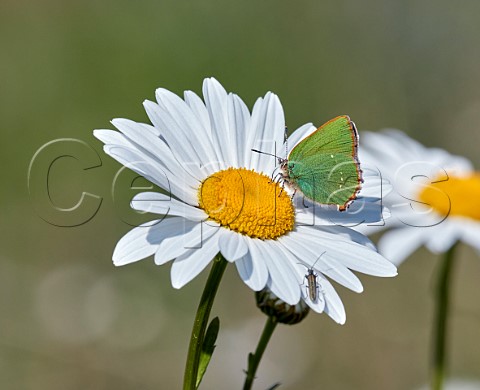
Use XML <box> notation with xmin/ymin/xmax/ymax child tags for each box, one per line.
<box><xmin>287</xmin><ymin>115</ymin><xmax>362</xmax><ymax>210</ymax></box>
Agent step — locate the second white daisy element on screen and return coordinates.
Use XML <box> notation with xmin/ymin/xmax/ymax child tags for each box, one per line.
<box><xmin>358</xmin><ymin>130</ymin><xmax>480</xmax><ymax>265</ymax></box>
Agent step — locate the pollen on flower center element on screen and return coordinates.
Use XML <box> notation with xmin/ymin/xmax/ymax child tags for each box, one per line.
<box><xmin>198</xmin><ymin>168</ymin><xmax>295</xmax><ymax>239</ymax></box>
<box><xmin>418</xmin><ymin>173</ymin><xmax>480</xmax><ymax>221</ymax></box>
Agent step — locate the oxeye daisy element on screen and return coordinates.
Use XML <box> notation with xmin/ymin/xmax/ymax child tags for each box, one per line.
<box><xmin>94</xmin><ymin>77</ymin><xmax>396</xmax><ymax>324</ymax></box>
<box><xmin>357</xmin><ymin>129</ymin><xmax>480</xmax><ymax>390</ymax></box>
<box><xmin>358</xmin><ymin>130</ymin><xmax>480</xmax><ymax>265</ymax></box>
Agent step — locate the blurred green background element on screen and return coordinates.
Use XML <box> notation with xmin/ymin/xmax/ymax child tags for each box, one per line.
<box><xmin>2</xmin><ymin>0</ymin><xmax>480</xmax><ymax>389</ymax></box>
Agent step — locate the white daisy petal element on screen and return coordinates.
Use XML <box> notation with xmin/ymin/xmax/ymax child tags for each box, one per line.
<box><xmin>131</xmin><ymin>192</ymin><xmax>206</xmax><ymax>221</ymax></box>
<box><xmin>235</xmin><ymin>255</ymin><xmax>254</xmax><ymax>288</ymax></box>
<box><xmin>228</xmin><ymin>93</ymin><xmax>251</xmax><ymax>168</ymax></box>
<box><xmin>296</xmin><ymin>198</ymin><xmax>386</xmax><ymax>227</ymax></box>
<box><xmin>296</xmin><ymin>226</ymin><xmax>397</xmax><ymax>277</ymax></box>
<box><xmin>359</xmin><ymin>165</ymin><xmax>393</xmax><ymax>198</ymax></box>
<box><xmin>253</xmin><ymin>239</ymin><xmax>298</xmax><ymax>304</ymax></box>
<box><xmin>258</xmin><ymin>94</ymin><xmax>285</xmax><ymax>174</ymax></box>
<box><xmin>171</xmin><ymin>232</ymin><xmax>221</xmax><ymax>289</ymax></box>
<box><xmin>284</xmin><ymin>123</ymin><xmax>316</xmax><ymax>153</ymax></box>
<box><xmin>249</xmin><ymin>93</ymin><xmax>285</xmax><ymax>174</ymax></box>
<box><xmin>258</xmin><ymin>240</ymin><xmax>301</xmax><ymax>305</ymax></box>
<box><xmin>311</xmin><ymin>235</ymin><xmax>393</xmax><ymax>276</ymax></box>
<box><xmin>280</xmin><ymin>232</ymin><xmax>364</xmax><ymax>293</ymax></box>
<box><xmin>247</xmin><ymin>94</ymin><xmax>270</xmax><ymax>170</ymax></box>
<box><xmin>377</xmin><ymin>227</ymin><xmax>430</xmax><ymax>266</ymax></box>
<box><xmin>244</xmin><ymin>96</ymin><xmax>263</xmax><ymax>165</ymax></box>
<box><xmin>155</xmin><ymin>88</ymin><xmax>219</xmax><ymax>175</ymax></box>
<box><xmin>104</xmin><ymin>145</ymin><xmax>197</xmax><ymax>202</ymax></box>
<box><xmin>203</xmin><ymin>77</ymin><xmax>233</xmax><ymax>166</ymax></box>
<box><xmin>454</xmin><ymin>219</ymin><xmax>480</xmax><ymax>252</ymax></box>
<box><xmin>184</xmin><ymin>91</ymin><xmax>226</xmax><ymax>173</ymax></box>
<box><xmin>235</xmin><ymin>254</ymin><xmax>268</xmax><ymax>291</ymax></box>
<box><xmin>425</xmin><ymin>223</ymin><xmax>460</xmax><ymax>254</ymax></box>
<box><xmin>155</xmin><ymin>221</ymin><xmax>219</xmax><ymax>265</ymax></box>
<box><xmin>318</xmin><ymin>225</ymin><xmax>377</xmax><ymax>250</ymax></box>
<box><xmin>318</xmin><ymin>274</ymin><xmax>346</xmax><ymax>324</ymax></box>
<box><xmin>143</xmin><ymin>100</ymin><xmax>207</xmax><ymax>180</ymax></box>
<box><xmin>184</xmin><ymin>90</ymin><xmax>212</xmax><ymax>136</ymax></box>
<box><xmin>113</xmin><ymin>218</ymin><xmax>184</xmax><ymax>266</ymax></box>
<box><xmin>218</xmin><ymin>230</ymin><xmax>249</xmax><ymax>262</ymax></box>
<box><xmin>111</xmin><ymin>118</ymin><xmax>200</xmax><ymax>185</ymax></box>
<box><xmin>235</xmin><ymin>239</ymin><xmax>269</xmax><ymax>291</ymax></box>
<box><xmin>103</xmin><ymin>141</ymin><xmax>197</xmax><ymax>194</ymax></box>
<box><xmin>94</xmin><ymin>129</ymin><xmax>133</xmax><ymax>148</ymax></box>
<box><xmin>103</xmin><ymin>144</ymin><xmax>198</xmax><ymax>205</ymax></box>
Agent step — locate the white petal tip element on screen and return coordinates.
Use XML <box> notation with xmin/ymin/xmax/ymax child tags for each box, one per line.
<box><xmin>292</xmin><ymin>297</ymin><xmax>302</xmax><ymax>306</ymax></box>
<box><xmin>111</xmin><ymin>118</ymin><xmax>124</xmax><ymax>126</ymax></box>
<box><xmin>112</xmin><ymin>258</ymin><xmax>125</xmax><ymax>267</ymax></box>
<box><xmin>383</xmin><ymin>265</ymin><xmax>398</xmax><ymax>277</ymax></box>
<box><xmin>284</xmin><ymin>296</ymin><xmax>301</xmax><ymax>306</ymax></box>
<box><xmin>171</xmin><ymin>281</ymin><xmax>184</xmax><ymax>289</ymax></box>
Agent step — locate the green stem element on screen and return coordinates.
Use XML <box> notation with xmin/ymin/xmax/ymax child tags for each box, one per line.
<box><xmin>432</xmin><ymin>243</ymin><xmax>458</xmax><ymax>390</ymax></box>
<box><xmin>183</xmin><ymin>254</ymin><xmax>228</xmax><ymax>390</ymax></box>
<box><xmin>243</xmin><ymin>316</ymin><xmax>278</xmax><ymax>390</ymax></box>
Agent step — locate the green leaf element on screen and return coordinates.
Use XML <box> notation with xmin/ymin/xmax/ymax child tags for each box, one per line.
<box><xmin>196</xmin><ymin>316</ymin><xmax>220</xmax><ymax>388</ymax></box>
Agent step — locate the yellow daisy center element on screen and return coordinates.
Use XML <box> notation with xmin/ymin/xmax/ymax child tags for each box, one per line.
<box><xmin>198</xmin><ymin>168</ymin><xmax>295</xmax><ymax>239</ymax></box>
<box><xmin>418</xmin><ymin>172</ymin><xmax>480</xmax><ymax>221</ymax></box>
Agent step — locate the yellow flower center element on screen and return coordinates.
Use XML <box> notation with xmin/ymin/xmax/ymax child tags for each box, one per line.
<box><xmin>418</xmin><ymin>173</ymin><xmax>480</xmax><ymax>221</ymax></box>
<box><xmin>198</xmin><ymin>168</ymin><xmax>295</xmax><ymax>239</ymax></box>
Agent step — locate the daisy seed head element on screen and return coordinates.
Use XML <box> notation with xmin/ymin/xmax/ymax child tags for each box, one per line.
<box><xmin>256</xmin><ymin>288</ymin><xmax>310</xmax><ymax>325</ymax></box>
<box><xmin>198</xmin><ymin>167</ymin><xmax>295</xmax><ymax>239</ymax></box>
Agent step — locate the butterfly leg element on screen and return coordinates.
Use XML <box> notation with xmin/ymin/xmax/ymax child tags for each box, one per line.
<box><xmin>302</xmin><ymin>194</ymin><xmax>309</xmax><ymax>208</ymax></box>
<box><xmin>269</xmin><ymin>171</ymin><xmax>282</xmax><ymax>184</ymax></box>
<box><xmin>279</xmin><ymin>179</ymin><xmax>289</xmax><ymax>197</ymax></box>
<box><xmin>269</xmin><ymin>167</ymin><xmax>279</xmax><ymax>183</ymax></box>
<box><xmin>290</xmin><ymin>188</ymin><xmax>297</xmax><ymax>201</ymax></box>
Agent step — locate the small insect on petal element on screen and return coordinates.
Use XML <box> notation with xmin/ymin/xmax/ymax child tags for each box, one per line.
<box><xmin>299</xmin><ymin>251</ymin><xmax>326</xmax><ymax>302</ymax></box>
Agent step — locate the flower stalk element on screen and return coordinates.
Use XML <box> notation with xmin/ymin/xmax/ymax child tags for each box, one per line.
<box><xmin>183</xmin><ymin>254</ymin><xmax>228</xmax><ymax>390</ymax></box>
<box><xmin>243</xmin><ymin>315</ymin><xmax>278</xmax><ymax>390</ymax></box>
<box><xmin>431</xmin><ymin>243</ymin><xmax>458</xmax><ymax>390</ymax></box>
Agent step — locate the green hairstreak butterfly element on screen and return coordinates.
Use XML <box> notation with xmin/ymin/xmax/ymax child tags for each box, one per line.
<box><xmin>280</xmin><ymin>115</ymin><xmax>363</xmax><ymax>211</ymax></box>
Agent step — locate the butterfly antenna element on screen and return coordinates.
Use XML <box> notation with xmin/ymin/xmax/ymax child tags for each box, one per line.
<box><xmin>284</xmin><ymin>126</ymin><xmax>289</xmax><ymax>158</ymax></box>
<box><xmin>251</xmin><ymin>149</ymin><xmax>281</xmax><ymax>159</ymax></box>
